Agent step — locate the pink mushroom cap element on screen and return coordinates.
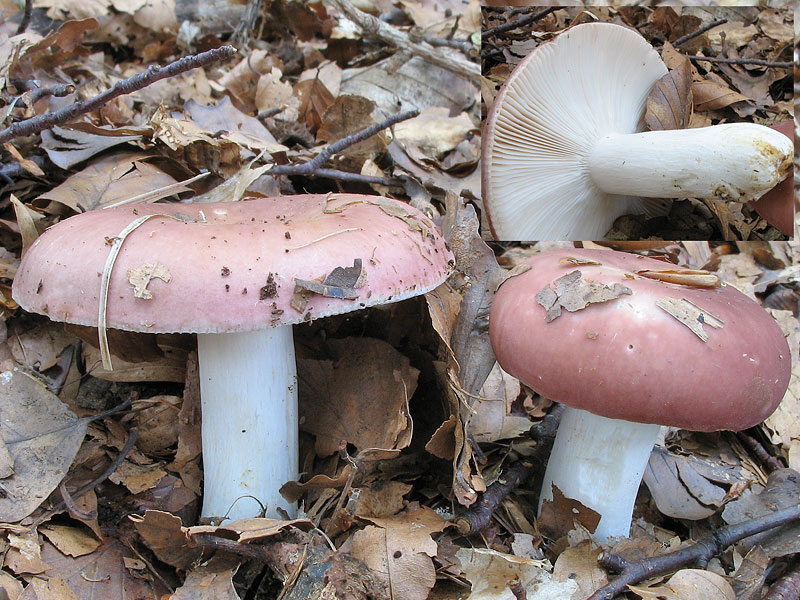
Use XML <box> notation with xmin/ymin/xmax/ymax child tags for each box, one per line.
<box><xmin>13</xmin><ymin>194</ymin><xmax>455</xmax><ymax>333</ymax></box>
<box><xmin>490</xmin><ymin>248</ymin><xmax>791</xmax><ymax>432</ymax></box>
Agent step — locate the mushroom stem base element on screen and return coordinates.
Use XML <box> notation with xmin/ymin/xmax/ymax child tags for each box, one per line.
<box><xmin>538</xmin><ymin>406</ymin><xmax>660</xmax><ymax>541</ymax></box>
<box><xmin>197</xmin><ymin>327</ymin><xmax>298</xmax><ymax>522</ymax></box>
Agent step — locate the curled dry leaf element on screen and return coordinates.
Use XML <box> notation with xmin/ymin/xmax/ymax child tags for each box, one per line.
<box><xmin>0</xmin><ymin>371</ymin><xmax>88</xmax><ymax>523</ymax></box>
<box><xmin>636</xmin><ymin>269</ymin><xmax>721</xmax><ymax>287</ymax></box>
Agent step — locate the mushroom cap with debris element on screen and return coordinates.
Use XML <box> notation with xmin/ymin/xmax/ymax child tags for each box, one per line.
<box><xmin>489</xmin><ymin>248</ymin><xmax>791</xmax><ymax>431</ymax></box>
<box><xmin>13</xmin><ymin>194</ymin><xmax>455</xmax><ymax>334</ymax></box>
<box><xmin>482</xmin><ymin>22</ymin><xmax>669</xmax><ymax>240</ymax></box>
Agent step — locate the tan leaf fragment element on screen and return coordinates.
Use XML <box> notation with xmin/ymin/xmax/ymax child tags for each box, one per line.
<box><xmin>558</xmin><ymin>256</ymin><xmax>602</xmax><ymax>266</ymax></box>
<box><xmin>656</xmin><ymin>297</ymin><xmax>724</xmax><ymax>342</ymax></box>
<box><xmin>637</xmin><ymin>268</ymin><xmax>721</xmax><ymax>287</ymax></box>
<box><xmin>499</xmin><ymin>263</ymin><xmax>532</xmax><ymax>287</ymax></box>
<box><xmin>628</xmin><ymin>568</ymin><xmax>735</xmax><ymax>600</ymax></box>
<box><xmin>127</xmin><ymin>262</ymin><xmax>171</xmax><ymax>299</ymax></box>
<box><xmin>536</xmin><ymin>270</ymin><xmax>632</xmax><ymax>322</ymax></box>
<box><xmin>39</xmin><ymin>524</ymin><xmax>101</xmax><ymax>558</ymax></box>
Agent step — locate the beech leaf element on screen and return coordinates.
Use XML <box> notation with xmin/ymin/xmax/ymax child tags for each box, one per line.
<box><xmin>645</xmin><ymin>54</ymin><xmax>693</xmax><ymax>131</ymax></box>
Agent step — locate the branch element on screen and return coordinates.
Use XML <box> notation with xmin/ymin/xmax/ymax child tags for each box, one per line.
<box><xmin>267</xmin><ymin>109</ymin><xmax>418</xmax><ymax>178</ymax></box>
<box><xmin>764</xmin><ymin>555</ymin><xmax>800</xmax><ymax>600</ymax></box>
<box><xmin>688</xmin><ymin>55</ymin><xmax>792</xmax><ymax>69</ymax></box>
<box><xmin>325</xmin><ymin>0</ymin><xmax>478</xmax><ymax>79</ymax></box>
<box><xmin>588</xmin><ymin>504</ymin><xmax>800</xmax><ymax>600</ymax></box>
<box><xmin>0</xmin><ymin>46</ymin><xmax>236</xmax><ymax>144</ymax></box>
<box><xmin>454</xmin><ymin>404</ymin><xmax>564</xmax><ymax>535</ymax></box>
<box><xmin>672</xmin><ymin>19</ymin><xmax>727</xmax><ymax>47</ymax></box>
<box><xmin>15</xmin><ymin>0</ymin><xmax>32</xmax><ymax>35</ymax></box>
<box><xmin>482</xmin><ymin>7</ymin><xmax>558</xmax><ymax>40</ymax></box>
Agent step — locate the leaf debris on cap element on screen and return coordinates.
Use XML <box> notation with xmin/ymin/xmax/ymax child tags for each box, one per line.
<box><xmin>291</xmin><ymin>259</ymin><xmax>367</xmax><ymax>313</ymax></box>
<box><xmin>127</xmin><ymin>263</ymin><xmax>171</xmax><ymax>300</ymax></box>
<box><xmin>656</xmin><ymin>296</ymin><xmax>724</xmax><ymax>341</ymax></box>
<box><xmin>536</xmin><ymin>270</ymin><xmax>632</xmax><ymax>322</ymax></box>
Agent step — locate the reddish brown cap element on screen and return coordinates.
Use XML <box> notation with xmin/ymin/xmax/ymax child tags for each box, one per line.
<box><xmin>749</xmin><ymin>120</ymin><xmax>794</xmax><ymax>237</ymax></box>
<box><xmin>13</xmin><ymin>194</ymin><xmax>454</xmax><ymax>333</ymax></box>
<box><xmin>490</xmin><ymin>248</ymin><xmax>790</xmax><ymax>431</ymax></box>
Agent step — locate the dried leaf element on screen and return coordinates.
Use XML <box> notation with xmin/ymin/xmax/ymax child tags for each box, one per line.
<box><xmin>127</xmin><ymin>262</ymin><xmax>172</xmax><ymax>299</ymax></box>
<box><xmin>536</xmin><ymin>270</ymin><xmax>632</xmax><ymax>322</ymax></box>
<box><xmin>692</xmin><ymin>80</ymin><xmax>751</xmax><ymax>112</ymax></box>
<box><xmin>637</xmin><ymin>269</ymin><xmax>720</xmax><ymax>287</ymax></box>
<box><xmin>0</xmin><ymin>371</ymin><xmax>88</xmax><ymax>522</ymax></box>
<box><xmin>39</xmin><ymin>525</ymin><xmax>101</xmax><ymax>558</ymax></box>
<box><xmin>456</xmin><ymin>547</ymin><xmax>577</xmax><ymax>600</ymax></box>
<box><xmin>645</xmin><ymin>52</ymin><xmax>693</xmax><ymax>131</ymax></box>
<box><xmin>40</xmin><ymin>124</ymin><xmax>144</xmax><ymax>169</ymax></box>
<box><xmin>558</xmin><ymin>256</ymin><xmax>602</xmax><ymax>267</ymax></box>
<box><xmin>630</xmin><ymin>569</ymin><xmax>735</xmax><ymax>599</ymax></box>
<box><xmin>298</xmin><ymin>338</ymin><xmax>417</xmax><ymax>456</ymax></box>
<box><xmin>171</xmin><ymin>555</ymin><xmax>240</xmax><ymax>600</ymax></box>
<box><xmin>655</xmin><ymin>297</ymin><xmax>724</xmax><ymax>342</ymax></box>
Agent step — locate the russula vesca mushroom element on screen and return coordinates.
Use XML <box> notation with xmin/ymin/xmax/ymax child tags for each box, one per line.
<box><xmin>489</xmin><ymin>248</ymin><xmax>790</xmax><ymax>541</ymax></box>
<box><xmin>482</xmin><ymin>22</ymin><xmax>793</xmax><ymax>240</ymax></box>
<box><xmin>12</xmin><ymin>194</ymin><xmax>455</xmax><ymax>522</ymax></box>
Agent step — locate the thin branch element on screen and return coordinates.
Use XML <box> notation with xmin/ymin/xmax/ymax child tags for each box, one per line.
<box><xmin>15</xmin><ymin>0</ymin><xmax>32</xmax><ymax>35</ymax></box>
<box><xmin>482</xmin><ymin>7</ymin><xmax>558</xmax><ymax>40</ymax></box>
<box><xmin>764</xmin><ymin>556</ymin><xmax>800</xmax><ymax>600</ymax></box>
<box><xmin>326</xmin><ymin>0</ymin><xmax>478</xmax><ymax>79</ymax></box>
<box><xmin>737</xmin><ymin>430</ymin><xmax>785</xmax><ymax>473</ymax></box>
<box><xmin>267</xmin><ymin>110</ymin><xmax>418</xmax><ymax>177</ymax></box>
<box><xmin>588</xmin><ymin>504</ymin><xmax>800</xmax><ymax>600</ymax></box>
<box><xmin>454</xmin><ymin>404</ymin><xmax>564</xmax><ymax>535</ymax></box>
<box><xmin>32</xmin><ymin>428</ymin><xmax>139</xmax><ymax>527</ymax></box>
<box><xmin>0</xmin><ymin>46</ymin><xmax>237</xmax><ymax>144</ymax></box>
<box><xmin>672</xmin><ymin>19</ymin><xmax>727</xmax><ymax>47</ymax></box>
<box><xmin>689</xmin><ymin>55</ymin><xmax>792</xmax><ymax>69</ymax></box>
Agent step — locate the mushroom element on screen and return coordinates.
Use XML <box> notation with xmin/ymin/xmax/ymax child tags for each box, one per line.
<box><xmin>482</xmin><ymin>22</ymin><xmax>793</xmax><ymax>240</ymax></box>
<box><xmin>489</xmin><ymin>248</ymin><xmax>791</xmax><ymax>540</ymax></box>
<box><xmin>12</xmin><ymin>194</ymin><xmax>455</xmax><ymax>522</ymax></box>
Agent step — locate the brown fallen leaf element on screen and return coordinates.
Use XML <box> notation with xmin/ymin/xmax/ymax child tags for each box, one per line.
<box><xmin>298</xmin><ymin>337</ymin><xmax>417</xmax><ymax>457</ymax></box>
<box><xmin>0</xmin><ymin>371</ymin><xmax>88</xmax><ymax>523</ymax></box>
<box><xmin>39</xmin><ymin>524</ymin><xmax>101</xmax><ymax>558</ymax></box>
<box><xmin>628</xmin><ymin>568</ymin><xmax>735</xmax><ymax>600</ymax></box>
<box><xmin>645</xmin><ymin>51</ymin><xmax>693</xmax><ymax>131</ymax></box>
<box><xmin>692</xmin><ymin>79</ymin><xmax>751</xmax><ymax>112</ymax></box>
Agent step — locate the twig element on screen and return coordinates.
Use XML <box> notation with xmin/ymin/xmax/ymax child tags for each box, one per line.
<box><xmin>482</xmin><ymin>7</ymin><xmax>558</xmax><ymax>40</ymax></box>
<box><xmin>326</xmin><ymin>0</ymin><xmax>478</xmax><ymax>79</ymax></box>
<box><xmin>454</xmin><ymin>405</ymin><xmax>564</xmax><ymax>535</ymax></box>
<box><xmin>688</xmin><ymin>55</ymin><xmax>792</xmax><ymax>69</ymax></box>
<box><xmin>588</xmin><ymin>504</ymin><xmax>800</xmax><ymax>600</ymax></box>
<box><xmin>307</xmin><ymin>168</ymin><xmax>399</xmax><ymax>186</ymax></box>
<box><xmin>508</xmin><ymin>578</ymin><xmax>528</xmax><ymax>600</ymax></box>
<box><xmin>423</xmin><ymin>35</ymin><xmax>474</xmax><ymax>54</ymax></box>
<box><xmin>15</xmin><ymin>0</ymin><xmax>32</xmax><ymax>35</ymax></box>
<box><xmin>672</xmin><ymin>19</ymin><xmax>727</xmax><ymax>47</ymax></box>
<box><xmin>29</xmin><ymin>84</ymin><xmax>76</xmax><ymax>103</ymax></box>
<box><xmin>737</xmin><ymin>430</ymin><xmax>785</xmax><ymax>473</ymax></box>
<box><xmin>268</xmin><ymin>110</ymin><xmax>418</xmax><ymax>177</ymax></box>
<box><xmin>0</xmin><ymin>46</ymin><xmax>236</xmax><ymax>144</ymax></box>
<box><xmin>764</xmin><ymin>556</ymin><xmax>800</xmax><ymax>600</ymax></box>
<box><xmin>32</xmin><ymin>428</ymin><xmax>138</xmax><ymax>527</ymax></box>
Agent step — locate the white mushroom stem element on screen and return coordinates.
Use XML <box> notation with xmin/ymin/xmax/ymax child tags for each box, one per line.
<box><xmin>538</xmin><ymin>406</ymin><xmax>661</xmax><ymax>542</ymax></box>
<box><xmin>588</xmin><ymin>123</ymin><xmax>792</xmax><ymax>202</ymax></box>
<box><xmin>197</xmin><ymin>326</ymin><xmax>298</xmax><ymax>522</ymax></box>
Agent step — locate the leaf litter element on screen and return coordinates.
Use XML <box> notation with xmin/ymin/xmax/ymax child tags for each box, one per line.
<box><xmin>535</xmin><ymin>270</ymin><xmax>633</xmax><ymax>322</ymax></box>
<box><xmin>0</xmin><ymin>2</ymin><xmax>798</xmax><ymax>600</ymax></box>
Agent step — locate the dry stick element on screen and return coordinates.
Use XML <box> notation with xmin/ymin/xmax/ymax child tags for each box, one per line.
<box><xmin>326</xmin><ymin>0</ymin><xmax>478</xmax><ymax>79</ymax></box>
<box><xmin>737</xmin><ymin>430</ymin><xmax>785</xmax><ymax>473</ymax></box>
<box><xmin>482</xmin><ymin>7</ymin><xmax>558</xmax><ymax>40</ymax></box>
<box><xmin>268</xmin><ymin>109</ymin><xmax>418</xmax><ymax>177</ymax></box>
<box><xmin>454</xmin><ymin>404</ymin><xmax>564</xmax><ymax>535</ymax></box>
<box><xmin>588</xmin><ymin>504</ymin><xmax>800</xmax><ymax>600</ymax></box>
<box><xmin>0</xmin><ymin>45</ymin><xmax>236</xmax><ymax>144</ymax></box>
<box><xmin>764</xmin><ymin>556</ymin><xmax>800</xmax><ymax>600</ymax></box>
<box><xmin>15</xmin><ymin>0</ymin><xmax>32</xmax><ymax>35</ymax></box>
<box><xmin>672</xmin><ymin>19</ymin><xmax>728</xmax><ymax>47</ymax></box>
<box><xmin>689</xmin><ymin>55</ymin><xmax>792</xmax><ymax>68</ymax></box>
<box><xmin>32</xmin><ymin>428</ymin><xmax>138</xmax><ymax>528</ymax></box>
